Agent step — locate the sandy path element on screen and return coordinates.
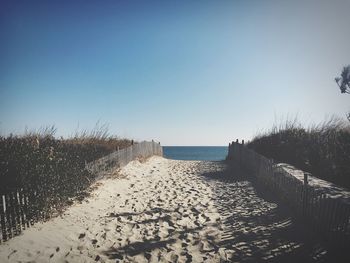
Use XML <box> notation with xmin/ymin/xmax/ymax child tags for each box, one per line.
<box><xmin>0</xmin><ymin>156</ymin><xmax>332</xmax><ymax>262</ymax></box>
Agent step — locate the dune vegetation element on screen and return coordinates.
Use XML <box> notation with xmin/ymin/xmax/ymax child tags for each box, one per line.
<box><xmin>248</xmin><ymin>117</ymin><xmax>350</xmax><ymax>189</ymax></box>
<box><xmin>0</xmin><ymin>125</ymin><xmax>132</xmax><ymax>216</ymax></box>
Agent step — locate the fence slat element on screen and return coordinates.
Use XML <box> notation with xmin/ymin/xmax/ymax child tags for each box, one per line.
<box><xmin>5</xmin><ymin>194</ymin><xmax>13</xmax><ymax>239</ymax></box>
<box><xmin>0</xmin><ymin>195</ymin><xmax>7</xmax><ymax>241</ymax></box>
<box><xmin>18</xmin><ymin>189</ymin><xmax>26</xmax><ymax>230</ymax></box>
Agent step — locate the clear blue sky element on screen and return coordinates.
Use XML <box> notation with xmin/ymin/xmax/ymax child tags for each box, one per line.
<box><xmin>1</xmin><ymin>0</ymin><xmax>349</xmax><ymax>145</ymax></box>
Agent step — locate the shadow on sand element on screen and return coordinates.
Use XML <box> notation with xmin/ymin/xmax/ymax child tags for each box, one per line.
<box><xmin>198</xmin><ymin>161</ymin><xmax>348</xmax><ymax>263</ymax></box>
<box><xmin>102</xmin><ymin>160</ymin><xmax>348</xmax><ymax>262</ymax></box>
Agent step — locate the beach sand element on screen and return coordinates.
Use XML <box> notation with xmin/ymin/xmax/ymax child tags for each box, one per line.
<box><xmin>0</xmin><ymin>156</ymin><xmax>329</xmax><ymax>262</ymax></box>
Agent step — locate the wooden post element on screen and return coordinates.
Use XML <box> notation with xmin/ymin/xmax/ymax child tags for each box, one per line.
<box><xmin>18</xmin><ymin>188</ymin><xmax>26</xmax><ymax>230</ymax></box>
<box><xmin>12</xmin><ymin>191</ymin><xmax>20</xmax><ymax>235</ymax></box>
<box><xmin>9</xmin><ymin>191</ymin><xmax>17</xmax><ymax>236</ymax></box>
<box><xmin>227</xmin><ymin>143</ymin><xmax>231</xmax><ymax>159</ymax></box>
<box><xmin>0</xmin><ymin>194</ymin><xmax>7</xmax><ymax>241</ymax></box>
<box><xmin>304</xmin><ymin>172</ymin><xmax>309</xmax><ymax>185</ymax></box>
<box><xmin>239</xmin><ymin>140</ymin><xmax>242</xmax><ymax>166</ymax></box>
<box><xmin>23</xmin><ymin>188</ymin><xmax>30</xmax><ymax>228</ymax></box>
<box><xmin>5</xmin><ymin>193</ymin><xmax>12</xmax><ymax>239</ymax></box>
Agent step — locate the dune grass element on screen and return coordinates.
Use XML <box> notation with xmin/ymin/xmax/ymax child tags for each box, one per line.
<box><xmin>248</xmin><ymin>117</ymin><xmax>350</xmax><ymax>189</ymax></box>
<box><xmin>0</xmin><ymin>125</ymin><xmax>132</xmax><ymax>215</ymax></box>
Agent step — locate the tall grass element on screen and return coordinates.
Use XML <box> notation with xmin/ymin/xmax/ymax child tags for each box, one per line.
<box><xmin>248</xmin><ymin>117</ymin><xmax>350</xmax><ymax>189</ymax></box>
<box><xmin>67</xmin><ymin>122</ymin><xmax>131</xmax><ymax>152</ymax></box>
<box><xmin>0</xmin><ymin>125</ymin><xmax>133</xmax><ymax>214</ymax></box>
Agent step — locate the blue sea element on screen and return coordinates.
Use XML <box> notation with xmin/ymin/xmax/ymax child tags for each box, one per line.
<box><xmin>163</xmin><ymin>146</ymin><xmax>228</xmax><ymax>161</ymax></box>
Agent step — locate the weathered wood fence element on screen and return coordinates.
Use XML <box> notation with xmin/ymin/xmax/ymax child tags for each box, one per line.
<box><xmin>86</xmin><ymin>141</ymin><xmax>162</xmax><ymax>175</ymax></box>
<box><xmin>0</xmin><ymin>141</ymin><xmax>162</xmax><ymax>243</ymax></box>
<box><xmin>227</xmin><ymin>140</ymin><xmax>350</xmax><ymax>247</ymax></box>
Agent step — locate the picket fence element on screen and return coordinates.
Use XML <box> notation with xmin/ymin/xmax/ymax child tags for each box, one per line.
<box><xmin>0</xmin><ymin>141</ymin><xmax>162</xmax><ymax>242</ymax></box>
<box><xmin>227</xmin><ymin>140</ymin><xmax>350</xmax><ymax>246</ymax></box>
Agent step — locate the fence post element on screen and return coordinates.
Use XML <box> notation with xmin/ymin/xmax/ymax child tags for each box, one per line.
<box><xmin>0</xmin><ymin>194</ymin><xmax>7</xmax><ymax>241</ymax></box>
<box><xmin>239</xmin><ymin>140</ymin><xmax>242</xmax><ymax>166</ymax></box>
<box><xmin>302</xmin><ymin>173</ymin><xmax>309</xmax><ymax>218</ymax></box>
<box><xmin>304</xmin><ymin>172</ymin><xmax>309</xmax><ymax>185</ymax></box>
<box><xmin>5</xmin><ymin>193</ymin><xmax>13</xmax><ymax>239</ymax></box>
<box><xmin>19</xmin><ymin>188</ymin><xmax>26</xmax><ymax>230</ymax></box>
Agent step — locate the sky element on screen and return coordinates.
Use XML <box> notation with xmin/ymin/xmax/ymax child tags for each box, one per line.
<box><xmin>0</xmin><ymin>0</ymin><xmax>349</xmax><ymax>146</ymax></box>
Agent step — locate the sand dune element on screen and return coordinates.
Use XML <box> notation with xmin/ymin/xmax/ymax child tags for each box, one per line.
<box><xmin>0</xmin><ymin>156</ymin><xmax>330</xmax><ymax>262</ymax></box>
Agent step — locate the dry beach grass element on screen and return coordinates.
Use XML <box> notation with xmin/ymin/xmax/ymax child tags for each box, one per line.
<box><xmin>248</xmin><ymin>117</ymin><xmax>350</xmax><ymax>189</ymax></box>
<box><xmin>0</xmin><ymin>125</ymin><xmax>132</xmax><ymax>220</ymax></box>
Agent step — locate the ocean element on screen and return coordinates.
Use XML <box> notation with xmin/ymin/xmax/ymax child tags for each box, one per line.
<box><xmin>163</xmin><ymin>146</ymin><xmax>228</xmax><ymax>161</ymax></box>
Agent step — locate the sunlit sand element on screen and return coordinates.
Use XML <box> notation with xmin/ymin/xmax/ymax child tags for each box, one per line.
<box><xmin>0</xmin><ymin>157</ymin><xmax>328</xmax><ymax>262</ymax></box>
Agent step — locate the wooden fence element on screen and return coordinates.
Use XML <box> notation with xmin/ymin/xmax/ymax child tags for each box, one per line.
<box><xmin>0</xmin><ymin>141</ymin><xmax>162</xmax><ymax>243</ymax></box>
<box><xmin>86</xmin><ymin>141</ymin><xmax>162</xmax><ymax>175</ymax></box>
<box><xmin>227</xmin><ymin>140</ymin><xmax>350</xmax><ymax>246</ymax></box>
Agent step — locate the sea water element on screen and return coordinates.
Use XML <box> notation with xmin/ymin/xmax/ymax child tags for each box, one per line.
<box><xmin>163</xmin><ymin>146</ymin><xmax>228</xmax><ymax>161</ymax></box>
